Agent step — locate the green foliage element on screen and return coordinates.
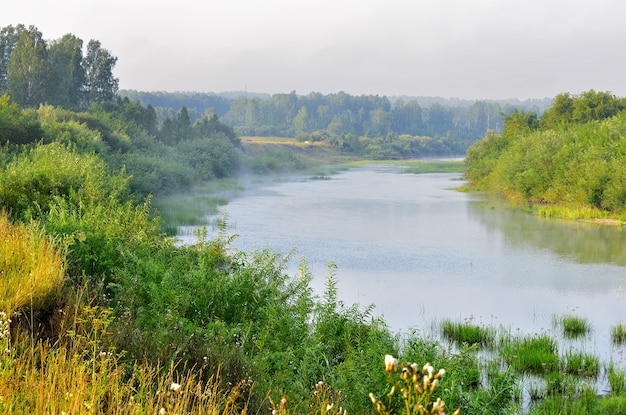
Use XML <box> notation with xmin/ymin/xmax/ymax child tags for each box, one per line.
<box><xmin>247</xmin><ymin>147</ymin><xmax>307</xmax><ymax>173</ymax></box>
<box><xmin>0</xmin><ymin>94</ymin><xmax>43</xmax><ymax>145</ymax></box>
<box><xmin>1</xmin><ymin>24</ymin><xmax>118</xmax><ymax>110</ymax></box>
<box><xmin>466</xmin><ymin>91</ymin><xmax>626</xmax><ymax>217</ymax></box>
<box><xmin>0</xmin><ymin>142</ymin><xmax>130</xmax><ymax>221</ymax></box>
<box><xmin>541</xmin><ymin>90</ymin><xmax>626</xmax><ymax>128</ymax></box>
<box><xmin>7</xmin><ymin>25</ymin><xmax>48</xmax><ymax>108</ymax></box>
<box><xmin>134</xmin><ymin>89</ymin><xmax>554</xmax><ymax>158</ymax></box>
<box><xmin>501</xmin><ymin>109</ymin><xmax>539</xmax><ymax>135</ymax></box>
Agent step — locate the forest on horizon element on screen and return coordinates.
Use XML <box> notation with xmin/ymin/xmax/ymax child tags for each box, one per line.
<box><xmin>120</xmin><ymin>89</ymin><xmax>553</xmax><ymax>157</ymax></box>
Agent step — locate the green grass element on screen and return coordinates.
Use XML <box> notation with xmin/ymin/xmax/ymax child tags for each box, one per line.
<box><xmin>153</xmin><ymin>194</ymin><xmax>228</xmax><ymax>227</ymax></box>
<box><xmin>399</xmin><ymin>160</ymin><xmax>466</xmax><ymax>174</ymax></box>
<box><xmin>350</xmin><ymin>159</ymin><xmax>466</xmax><ymax>173</ymax></box>
<box><xmin>607</xmin><ymin>362</ymin><xmax>626</xmax><ymax>395</ymax></box>
<box><xmin>535</xmin><ymin>204</ymin><xmax>625</xmax><ymax>224</ymax></box>
<box><xmin>441</xmin><ymin>319</ymin><xmax>496</xmax><ymax>347</ymax></box>
<box><xmin>612</xmin><ymin>323</ymin><xmax>626</xmax><ymax>345</ymax></box>
<box><xmin>554</xmin><ymin>315</ymin><xmax>592</xmax><ymax>339</ymax></box>
<box><xmin>502</xmin><ymin>334</ymin><xmax>559</xmax><ymax>374</ymax></box>
<box><xmin>562</xmin><ymin>351</ymin><xmax>600</xmax><ymax>377</ymax></box>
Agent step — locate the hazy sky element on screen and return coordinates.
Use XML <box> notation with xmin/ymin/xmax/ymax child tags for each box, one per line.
<box><xmin>3</xmin><ymin>0</ymin><xmax>625</xmax><ymax>100</ymax></box>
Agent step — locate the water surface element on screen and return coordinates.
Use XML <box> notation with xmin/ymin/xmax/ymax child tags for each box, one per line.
<box><xmin>178</xmin><ymin>165</ymin><xmax>626</xmax><ymax>366</ymax></box>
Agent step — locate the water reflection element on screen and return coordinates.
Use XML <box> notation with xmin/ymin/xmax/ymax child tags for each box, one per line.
<box><xmin>468</xmin><ymin>197</ymin><xmax>626</xmax><ymax>266</ymax></box>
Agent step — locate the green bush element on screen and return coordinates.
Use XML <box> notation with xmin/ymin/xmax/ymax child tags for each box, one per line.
<box><xmin>0</xmin><ymin>142</ymin><xmax>130</xmax><ymax>222</ymax></box>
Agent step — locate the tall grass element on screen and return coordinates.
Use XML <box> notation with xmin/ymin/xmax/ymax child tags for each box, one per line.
<box><xmin>0</xmin><ymin>305</ymin><xmax>247</xmax><ymax>415</ymax></box>
<box><xmin>0</xmin><ymin>211</ymin><xmax>65</xmax><ymax>313</ymax></box>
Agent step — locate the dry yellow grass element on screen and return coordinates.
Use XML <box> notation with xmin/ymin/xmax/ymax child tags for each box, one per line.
<box><xmin>0</xmin><ymin>304</ymin><xmax>248</xmax><ymax>414</ymax></box>
<box><xmin>0</xmin><ymin>211</ymin><xmax>65</xmax><ymax>313</ymax></box>
<box><xmin>240</xmin><ymin>136</ymin><xmax>330</xmax><ymax>147</ymax></box>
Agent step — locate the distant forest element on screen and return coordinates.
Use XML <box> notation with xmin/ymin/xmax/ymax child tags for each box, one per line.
<box><xmin>0</xmin><ymin>22</ymin><xmax>555</xmax><ymax>159</ymax></box>
<box><xmin>120</xmin><ymin>90</ymin><xmax>552</xmax><ymax>158</ymax></box>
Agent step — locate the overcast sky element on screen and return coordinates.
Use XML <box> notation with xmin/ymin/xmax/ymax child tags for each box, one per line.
<box><xmin>2</xmin><ymin>0</ymin><xmax>625</xmax><ymax>100</ymax></box>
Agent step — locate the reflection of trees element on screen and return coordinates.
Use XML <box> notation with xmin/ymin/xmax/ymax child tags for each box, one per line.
<box><xmin>467</xmin><ymin>196</ymin><xmax>626</xmax><ymax>266</ymax></box>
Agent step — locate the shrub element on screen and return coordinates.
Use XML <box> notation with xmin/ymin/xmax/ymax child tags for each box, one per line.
<box><xmin>0</xmin><ymin>142</ymin><xmax>130</xmax><ymax>222</ymax></box>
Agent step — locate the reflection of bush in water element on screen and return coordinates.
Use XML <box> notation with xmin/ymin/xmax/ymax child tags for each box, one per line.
<box><xmin>468</xmin><ymin>198</ymin><xmax>626</xmax><ymax>266</ymax></box>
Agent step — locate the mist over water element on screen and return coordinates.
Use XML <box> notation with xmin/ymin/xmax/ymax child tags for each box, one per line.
<box><xmin>178</xmin><ymin>164</ymin><xmax>626</xmax><ymax>366</ymax></box>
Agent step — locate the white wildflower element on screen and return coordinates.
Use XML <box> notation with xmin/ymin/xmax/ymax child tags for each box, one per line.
<box><xmin>384</xmin><ymin>354</ymin><xmax>398</xmax><ymax>372</ymax></box>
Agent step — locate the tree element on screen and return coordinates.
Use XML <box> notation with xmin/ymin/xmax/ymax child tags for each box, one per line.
<box><xmin>0</xmin><ymin>93</ymin><xmax>43</xmax><ymax>144</ymax></box>
<box><xmin>501</xmin><ymin>109</ymin><xmax>538</xmax><ymax>136</ymax></box>
<box><xmin>83</xmin><ymin>39</ymin><xmax>119</xmax><ymax>106</ymax></box>
<box><xmin>7</xmin><ymin>25</ymin><xmax>48</xmax><ymax>107</ymax></box>
<box><xmin>572</xmin><ymin>90</ymin><xmax>623</xmax><ymax>123</ymax></box>
<box><xmin>540</xmin><ymin>92</ymin><xmax>573</xmax><ymax>128</ymax></box>
<box><xmin>293</xmin><ymin>105</ymin><xmax>310</xmax><ymax>135</ymax></box>
<box><xmin>425</xmin><ymin>103</ymin><xmax>453</xmax><ymax>137</ymax></box>
<box><xmin>47</xmin><ymin>34</ymin><xmax>85</xmax><ymax>110</ymax></box>
<box><xmin>0</xmin><ymin>24</ymin><xmax>26</xmax><ymax>94</ymax></box>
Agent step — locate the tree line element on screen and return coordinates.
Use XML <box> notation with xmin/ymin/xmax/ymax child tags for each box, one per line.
<box><xmin>0</xmin><ymin>24</ymin><xmax>119</xmax><ymax>110</ymax></box>
<box><xmin>122</xmin><ymin>89</ymin><xmax>552</xmax><ymax>158</ymax></box>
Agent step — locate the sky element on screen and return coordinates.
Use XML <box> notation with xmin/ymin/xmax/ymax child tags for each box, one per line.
<box><xmin>2</xmin><ymin>0</ymin><xmax>626</xmax><ymax>100</ymax></box>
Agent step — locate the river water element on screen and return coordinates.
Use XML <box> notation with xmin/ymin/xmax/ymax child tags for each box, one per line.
<box><xmin>177</xmin><ymin>164</ymin><xmax>626</xmax><ymax>368</ymax></box>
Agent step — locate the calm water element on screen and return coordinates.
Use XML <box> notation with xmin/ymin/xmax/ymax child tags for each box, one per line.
<box><xmin>178</xmin><ymin>165</ymin><xmax>626</xmax><ymax>368</ymax></box>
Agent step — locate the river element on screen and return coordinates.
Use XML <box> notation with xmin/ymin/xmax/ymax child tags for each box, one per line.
<box><xmin>177</xmin><ymin>164</ymin><xmax>626</xmax><ymax>369</ymax></box>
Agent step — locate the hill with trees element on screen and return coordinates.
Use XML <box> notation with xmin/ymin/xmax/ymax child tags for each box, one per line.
<box><xmin>465</xmin><ymin>89</ymin><xmax>626</xmax><ymax>220</ymax></box>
